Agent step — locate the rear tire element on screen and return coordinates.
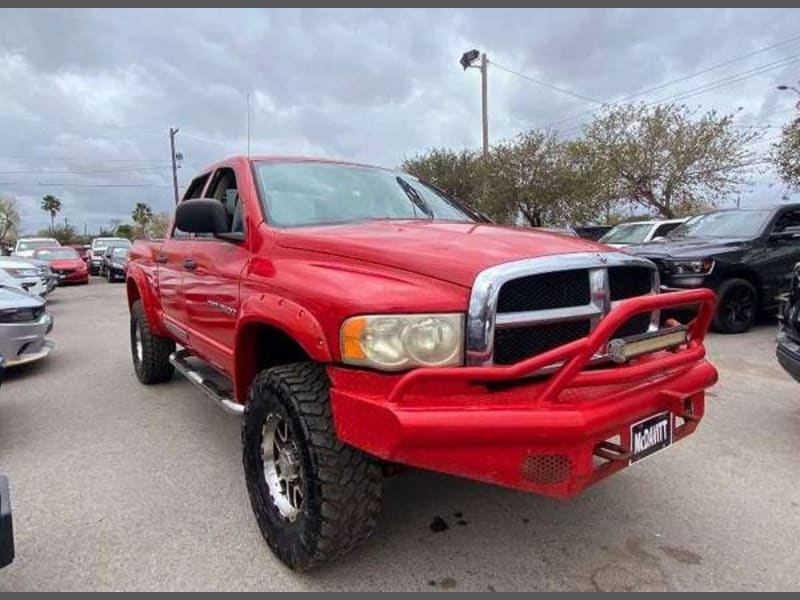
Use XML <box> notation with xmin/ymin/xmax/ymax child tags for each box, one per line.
<box><xmin>130</xmin><ymin>299</ymin><xmax>175</xmax><ymax>384</ymax></box>
<box><xmin>242</xmin><ymin>362</ymin><xmax>382</xmax><ymax>571</ymax></box>
<box><xmin>712</xmin><ymin>278</ymin><xmax>758</xmax><ymax>334</ymax></box>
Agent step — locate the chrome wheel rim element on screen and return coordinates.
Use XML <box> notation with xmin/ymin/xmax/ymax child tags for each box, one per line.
<box><xmin>134</xmin><ymin>323</ymin><xmax>143</xmax><ymax>363</ymax></box>
<box><xmin>261</xmin><ymin>414</ymin><xmax>304</xmax><ymax>521</ymax></box>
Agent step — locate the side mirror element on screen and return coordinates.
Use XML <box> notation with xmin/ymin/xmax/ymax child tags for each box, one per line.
<box><xmin>175</xmin><ymin>199</ymin><xmax>228</xmax><ymax>235</ymax></box>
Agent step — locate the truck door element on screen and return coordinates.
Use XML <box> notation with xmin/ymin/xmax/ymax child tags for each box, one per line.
<box><xmin>181</xmin><ymin>167</ymin><xmax>250</xmax><ymax>373</ymax></box>
<box><xmin>762</xmin><ymin>207</ymin><xmax>800</xmax><ymax>305</ymax></box>
<box><xmin>157</xmin><ymin>172</ymin><xmax>211</xmax><ymax>341</ymax></box>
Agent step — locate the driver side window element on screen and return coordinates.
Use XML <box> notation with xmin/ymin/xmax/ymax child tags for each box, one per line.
<box><xmin>204</xmin><ymin>168</ymin><xmax>244</xmax><ymax>236</ymax></box>
<box><xmin>771</xmin><ymin>209</ymin><xmax>800</xmax><ymax>238</ymax></box>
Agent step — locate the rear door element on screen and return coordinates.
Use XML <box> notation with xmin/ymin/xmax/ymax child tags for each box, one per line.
<box><xmin>761</xmin><ymin>207</ymin><xmax>800</xmax><ymax>305</ymax></box>
<box><xmin>181</xmin><ymin>166</ymin><xmax>251</xmax><ymax>372</ymax></box>
<box><xmin>157</xmin><ymin>172</ymin><xmax>211</xmax><ymax>340</ymax></box>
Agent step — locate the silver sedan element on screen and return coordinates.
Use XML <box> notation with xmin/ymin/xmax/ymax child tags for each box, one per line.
<box><xmin>0</xmin><ymin>285</ymin><xmax>54</xmax><ymax>366</ymax></box>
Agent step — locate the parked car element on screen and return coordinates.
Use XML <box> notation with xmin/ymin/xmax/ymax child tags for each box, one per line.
<box><xmin>627</xmin><ymin>205</ymin><xmax>800</xmax><ymax>333</ymax></box>
<box><xmin>0</xmin><ymin>284</ymin><xmax>54</xmax><ymax>366</ymax></box>
<box><xmin>89</xmin><ymin>237</ymin><xmax>131</xmax><ymax>276</ymax></box>
<box><xmin>104</xmin><ymin>246</ymin><xmax>129</xmax><ymax>282</ymax></box>
<box><xmin>776</xmin><ymin>262</ymin><xmax>800</xmax><ymax>382</ymax></box>
<box><xmin>0</xmin><ymin>357</ymin><xmax>12</xmax><ymax>569</ymax></box>
<box><xmin>127</xmin><ymin>155</ymin><xmax>718</xmax><ymax>570</ymax></box>
<box><xmin>33</xmin><ymin>247</ymin><xmax>89</xmax><ymax>285</ymax></box>
<box><xmin>0</xmin><ymin>258</ymin><xmax>50</xmax><ymax>297</ymax></box>
<box><xmin>12</xmin><ymin>237</ymin><xmax>60</xmax><ymax>258</ymax></box>
<box><xmin>599</xmin><ymin>218</ymin><xmax>687</xmax><ymax>248</ymax></box>
<box><xmin>68</xmin><ymin>244</ymin><xmax>91</xmax><ymax>263</ymax></box>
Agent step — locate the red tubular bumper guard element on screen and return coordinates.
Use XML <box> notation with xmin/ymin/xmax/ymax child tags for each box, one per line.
<box><xmin>329</xmin><ymin>289</ymin><xmax>718</xmax><ymax>498</ymax></box>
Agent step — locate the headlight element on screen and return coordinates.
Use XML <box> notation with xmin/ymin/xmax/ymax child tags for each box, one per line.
<box><xmin>341</xmin><ymin>313</ymin><xmax>464</xmax><ymax>370</ymax></box>
<box><xmin>4</xmin><ymin>268</ymin><xmax>39</xmax><ymax>278</ymax></box>
<box><xmin>670</xmin><ymin>258</ymin><xmax>714</xmax><ymax>275</ymax></box>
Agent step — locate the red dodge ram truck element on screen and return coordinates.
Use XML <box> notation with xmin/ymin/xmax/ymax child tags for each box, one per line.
<box><xmin>127</xmin><ymin>156</ymin><xmax>718</xmax><ymax>570</ymax></box>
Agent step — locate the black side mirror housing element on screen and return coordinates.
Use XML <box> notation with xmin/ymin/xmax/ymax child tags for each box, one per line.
<box><xmin>174</xmin><ymin>199</ymin><xmax>228</xmax><ymax>235</ymax></box>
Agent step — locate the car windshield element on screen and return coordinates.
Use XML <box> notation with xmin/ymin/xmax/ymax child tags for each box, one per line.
<box><xmin>668</xmin><ymin>210</ymin><xmax>772</xmax><ymax>239</ymax></box>
<box><xmin>112</xmin><ymin>248</ymin><xmax>129</xmax><ymax>259</ymax></box>
<box><xmin>254</xmin><ymin>161</ymin><xmax>476</xmax><ymax>227</ymax></box>
<box><xmin>17</xmin><ymin>240</ymin><xmax>57</xmax><ymax>251</ymax></box>
<box><xmin>93</xmin><ymin>238</ymin><xmax>130</xmax><ymax>249</ymax></box>
<box><xmin>35</xmin><ymin>248</ymin><xmax>78</xmax><ymax>260</ymax></box>
<box><xmin>600</xmin><ymin>223</ymin><xmax>654</xmax><ymax>244</ymax></box>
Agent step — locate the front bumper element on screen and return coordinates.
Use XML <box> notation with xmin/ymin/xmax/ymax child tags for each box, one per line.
<box><xmin>329</xmin><ymin>289</ymin><xmax>718</xmax><ymax>499</ymax></box>
<box><xmin>56</xmin><ymin>270</ymin><xmax>89</xmax><ymax>283</ymax></box>
<box><xmin>0</xmin><ymin>313</ymin><xmax>55</xmax><ymax>366</ymax></box>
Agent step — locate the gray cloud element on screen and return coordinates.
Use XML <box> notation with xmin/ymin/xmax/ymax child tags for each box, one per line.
<box><xmin>1</xmin><ymin>8</ymin><xmax>798</xmax><ymax>233</ymax></box>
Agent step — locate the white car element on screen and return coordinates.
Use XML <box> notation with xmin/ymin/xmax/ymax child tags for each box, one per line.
<box><xmin>599</xmin><ymin>218</ymin><xmax>687</xmax><ymax>248</ymax></box>
<box><xmin>0</xmin><ymin>259</ymin><xmax>49</xmax><ymax>297</ymax></box>
<box><xmin>13</xmin><ymin>237</ymin><xmax>60</xmax><ymax>258</ymax></box>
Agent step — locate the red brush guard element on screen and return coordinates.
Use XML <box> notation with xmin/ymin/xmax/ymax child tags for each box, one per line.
<box><xmin>328</xmin><ymin>288</ymin><xmax>718</xmax><ymax>499</ymax></box>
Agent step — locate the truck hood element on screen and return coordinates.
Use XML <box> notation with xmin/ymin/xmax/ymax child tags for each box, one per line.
<box><xmin>625</xmin><ymin>237</ymin><xmax>748</xmax><ymax>259</ymax></box>
<box><xmin>276</xmin><ymin>219</ymin><xmax>607</xmax><ymax>287</ymax></box>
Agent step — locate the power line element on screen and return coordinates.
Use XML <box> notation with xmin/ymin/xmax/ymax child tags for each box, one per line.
<box><xmin>0</xmin><ymin>155</ymin><xmax>171</xmax><ymax>164</ymax></box>
<box><xmin>558</xmin><ymin>52</ymin><xmax>800</xmax><ymax>137</ymax></box>
<box><xmin>0</xmin><ymin>182</ymin><xmax>173</xmax><ymax>188</ymax></box>
<box><xmin>0</xmin><ymin>166</ymin><xmax>173</xmax><ymax>175</ymax></box>
<box><xmin>544</xmin><ymin>33</ymin><xmax>800</xmax><ymax>131</ymax></box>
<box><xmin>490</xmin><ymin>60</ymin><xmax>605</xmax><ymax>105</ymax></box>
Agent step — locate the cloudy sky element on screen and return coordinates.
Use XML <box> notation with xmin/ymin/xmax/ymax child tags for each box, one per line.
<box><xmin>1</xmin><ymin>7</ymin><xmax>799</xmax><ymax>233</ymax></box>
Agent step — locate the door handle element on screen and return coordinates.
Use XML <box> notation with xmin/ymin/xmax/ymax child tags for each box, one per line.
<box><xmin>155</xmin><ymin>253</ymin><xmax>168</xmax><ymax>264</ymax></box>
<box><xmin>183</xmin><ymin>258</ymin><xmax>198</xmax><ymax>271</ymax></box>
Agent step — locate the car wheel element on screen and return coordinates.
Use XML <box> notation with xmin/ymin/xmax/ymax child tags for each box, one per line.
<box><xmin>130</xmin><ymin>300</ymin><xmax>175</xmax><ymax>384</ymax></box>
<box><xmin>712</xmin><ymin>278</ymin><xmax>758</xmax><ymax>334</ymax></box>
<box><xmin>242</xmin><ymin>362</ymin><xmax>382</xmax><ymax>571</ymax></box>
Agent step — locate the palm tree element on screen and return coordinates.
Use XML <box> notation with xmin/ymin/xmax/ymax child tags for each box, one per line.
<box><xmin>131</xmin><ymin>202</ymin><xmax>154</xmax><ymax>238</ymax></box>
<box><xmin>40</xmin><ymin>195</ymin><xmax>62</xmax><ymax>234</ymax></box>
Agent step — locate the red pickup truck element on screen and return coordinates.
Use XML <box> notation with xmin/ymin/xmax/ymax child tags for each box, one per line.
<box><xmin>127</xmin><ymin>156</ymin><xmax>718</xmax><ymax>570</ymax></box>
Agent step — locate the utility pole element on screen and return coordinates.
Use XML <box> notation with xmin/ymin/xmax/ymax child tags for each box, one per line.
<box><xmin>169</xmin><ymin>126</ymin><xmax>180</xmax><ymax>205</ymax></box>
<box><xmin>246</xmin><ymin>92</ymin><xmax>251</xmax><ymax>158</ymax></box>
<box><xmin>460</xmin><ymin>49</ymin><xmax>489</xmax><ymax>155</ymax></box>
<box><xmin>480</xmin><ymin>53</ymin><xmax>488</xmax><ymax>156</ymax></box>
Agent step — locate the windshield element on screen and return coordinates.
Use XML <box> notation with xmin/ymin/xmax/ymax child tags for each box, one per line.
<box><xmin>600</xmin><ymin>223</ymin><xmax>654</xmax><ymax>244</ymax></box>
<box><xmin>254</xmin><ymin>162</ymin><xmax>476</xmax><ymax>227</ymax></box>
<box><xmin>112</xmin><ymin>248</ymin><xmax>129</xmax><ymax>259</ymax></box>
<box><xmin>668</xmin><ymin>210</ymin><xmax>772</xmax><ymax>239</ymax></box>
<box><xmin>93</xmin><ymin>238</ymin><xmax>130</xmax><ymax>249</ymax></box>
<box><xmin>17</xmin><ymin>240</ymin><xmax>58</xmax><ymax>251</ymax></box>
<box><xmin>35</xmin><ymin>248</ymin><xmax>78</xmax><ymax>260</ymax></box>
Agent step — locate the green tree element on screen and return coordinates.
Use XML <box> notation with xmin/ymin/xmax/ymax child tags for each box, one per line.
<box><xmin>582</xmin><ymin>103</ymin><xmax>762</xmax><ymax>218</ymax></box>
<box><xmin>36</xmin><ymin>222</ymin><xmax>77</xmax><ymax>245</ymax></box>
<box><xmin>40</xmin><ymin>194</ymin><xmax>62</xmax><ymax>233</ymax></box>
<box><xmin>0</xmin><ymin>195</ymin><xmax>21</xmax><ymax>245</ymax></box>
<box><xmin>775</xmin><ymin>109</ymin><xmax>800</xmax><ymax>192</ymax></box>
<box><xmin>131</xmin><ymin>202</ymin><xmax>154</xmax><ymax>238</ymax></box>
<box><xmin>115</xmin><ymin>223</ymin><xmax>135</xmax><ymax>240</ymax></box>
<box><xmin>401</xmin><ymin>148</ymin><xmax>485</xmax><ymax>206</ymax></box>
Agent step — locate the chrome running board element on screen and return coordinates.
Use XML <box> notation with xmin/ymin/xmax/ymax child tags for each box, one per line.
<box><xmin>169</xmin><ymin>349</ymin><xmax>244</xmax><ymax>416</ymax></box>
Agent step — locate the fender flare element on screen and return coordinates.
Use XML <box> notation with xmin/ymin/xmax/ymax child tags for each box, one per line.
<box><xmin>125</xmin><ymin>267</ymin><xmax>170</xmax><ymax>338</ymax></box>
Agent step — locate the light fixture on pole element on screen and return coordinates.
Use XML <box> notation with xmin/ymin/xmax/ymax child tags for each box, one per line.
<box><xmin>460</xmin><ymin>49</ymin><xmax>489</xmax><ymax>155</ymax></box>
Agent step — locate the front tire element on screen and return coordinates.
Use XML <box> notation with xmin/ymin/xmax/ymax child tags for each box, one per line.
<box><xmin>130</xmin><ymin>299</ymin><xmax>175</xmax><ymax>384</ymax></box>
<box><xmin>242</xmin><ymin>363</ymin><xmax>382</xmax><ymax>571</ymax></box>
<box><xmin>713</xmin><ymin>278</ymin><xmax>758</xmax><ymax>334</ymax></box>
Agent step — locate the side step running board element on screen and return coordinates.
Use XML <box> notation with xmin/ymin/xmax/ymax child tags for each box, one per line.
<box><xmin>169</xmin><ymin>349</ymin><xmax>244</xmax><ymax>416</ymax></box>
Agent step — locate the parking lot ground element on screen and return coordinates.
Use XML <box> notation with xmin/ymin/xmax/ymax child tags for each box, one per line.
<box><xmin>0</xmin><ymin>280</ymin><xmax>799</xmax><ymax>591</ymax></box>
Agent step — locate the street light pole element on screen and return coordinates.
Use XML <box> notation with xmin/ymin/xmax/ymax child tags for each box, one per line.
<box><xmin>480</xmin><ymin>52</ymin><xmax>488</xmax><ymax>156</ymax></box>
<box><xmin>460</xmin><ymin>49</ymin><xmax>489</xmax><ymax>156</ymax></box>
<box><xmin>169</xmin><ymin>127</ymin><xmax>180</xmax><ymax>205</ymax></box>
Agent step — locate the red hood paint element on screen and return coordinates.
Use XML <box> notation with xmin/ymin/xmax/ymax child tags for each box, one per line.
<box><xmin>49</xmin><ymin>258</ymin><xmax>85</xmax><ymax>270</ymax></box>
<box><xmin>276</xmin><ymin>220</ymin><xmax>607</xmax><ymax>287</ymax></box>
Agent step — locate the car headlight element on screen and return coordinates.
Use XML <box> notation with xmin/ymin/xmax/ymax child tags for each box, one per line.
<box><xmin>670</xmin><ymin>258</ymin><xmax>714</xmax><ymax>275</ymax></box>
<box><xmin>340</xmin><ymin>313</ymin><xmax>464</xmax><ymax>370</ymax></box>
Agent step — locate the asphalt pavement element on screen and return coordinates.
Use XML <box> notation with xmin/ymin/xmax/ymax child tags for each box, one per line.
<box><xmin>0</xmin><ymin>279</ymin><xmax>798</xmax><ymax>591</ymax></box>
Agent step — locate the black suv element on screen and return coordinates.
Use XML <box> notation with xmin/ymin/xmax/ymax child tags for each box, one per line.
<box><xmin>627</xmin><ymin>204</ymin><xmax>800</xmax><ymax>333</ymax></box>
<box><xmin>777</xmin><ymin>263</ymin><xmax>800</xmax><ymax>382</ymax></box>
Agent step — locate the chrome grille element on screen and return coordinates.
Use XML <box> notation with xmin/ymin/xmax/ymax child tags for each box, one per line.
<box><xmin>466</xmin><ymin>252</ymin><xmax>659</xmax><ymax>366</ymax></box>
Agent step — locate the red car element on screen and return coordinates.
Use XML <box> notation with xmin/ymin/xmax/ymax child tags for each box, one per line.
<box><xmin>34</xmin><ymin>247</ymin><xmax>89</xmax><ymax>284</ymax></box>
<box><xmin>126</xmin><ymin>156</ymin><xmax>718</xmax><ymax>570</ymax></box>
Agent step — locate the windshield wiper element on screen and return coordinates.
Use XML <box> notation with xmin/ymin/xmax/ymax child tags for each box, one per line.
<box><xmin>396</xmin><ymin>177</ymin><xmax>434</xmax><ymax>219</ymax></box>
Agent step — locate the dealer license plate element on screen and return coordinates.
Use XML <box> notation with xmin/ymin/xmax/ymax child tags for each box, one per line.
<box><xmin>629</xmin><ymin>412</ymin><xmax>672</xmax><ymax>464</ymax></box>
